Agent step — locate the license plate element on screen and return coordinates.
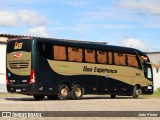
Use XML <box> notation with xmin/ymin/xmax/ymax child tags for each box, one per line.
<box><xmin>16</xmin><ymin>89</ymin><xmax>21</xmax><ymax>92</ymax></box>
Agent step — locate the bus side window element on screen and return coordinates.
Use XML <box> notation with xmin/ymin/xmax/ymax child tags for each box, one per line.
<box><xmin>127</xmin><ymin>54</ymin><xmax>139</xmax><ymax>67</ymax></box>
<box><xmin>108</xmin><ymin>52</ymin><xmax>113</xmax><ymax>64</ymax></box>
<box><xmin>68</xmin><ymin>47</ymin><xmax>83</xmax><ymax>62</ymax></box>
<box><xmin>53</xmin><ymin>45</ymin><xmax>66</xmax><ymax>60</ymax></box>
<box><xmin>38</xmin><ymin>42</ymin><xmax>53</xmax><ymax>60</ymax></box>
<box><xmin>85</xmin><ymin>49</ymin><xmax>96</xmax><ymax>63</ymax></box>
<box><xmin>114</xmin><ymin>53</ymin><xmax>126</xmax><ymax>66</ymax></box>
<box><xmin>97</xmin><ymin>50</ymin><xmax>107</xmax><ymax>64</ymax></box>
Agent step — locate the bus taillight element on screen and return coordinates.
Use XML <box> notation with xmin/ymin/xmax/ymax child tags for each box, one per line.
<box><xmin>6</xmin><ymin>71</ymin><xmax>9</xmax><ymax>84</ymax></box>
<box><xmin>29</xmin><ymin>70</ymin><xmax>35</xmax><ymax>84</ymax></box>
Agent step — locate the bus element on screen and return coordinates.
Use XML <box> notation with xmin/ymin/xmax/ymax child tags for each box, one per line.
<box><xmin>6</xmin><ymin>37</ymin><xmax>154</xmax><ymax>100</ymax></box>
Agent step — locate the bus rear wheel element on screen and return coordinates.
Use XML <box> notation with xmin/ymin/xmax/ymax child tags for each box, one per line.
<box><xmin>33</xmin><ymin>95</ymin><xmax>45</xmax><ymax>101</ymax></box>
<box><xmin>70</xmin><ymin>84</ymin><xmax>83</xmax><ymax>100</ymax></box>
<box><xmin>57</xmin><ymin>84</ymin><xmax>70</xmax><ymax>100</ymax></box>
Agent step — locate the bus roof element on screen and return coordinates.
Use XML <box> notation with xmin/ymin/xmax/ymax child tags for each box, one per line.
<box><xmin>9</xmin><ymin>37</ymin><xmax>146</xmax><ymax>56</ymax></box>
<box><xmin>34</xmin><ymin>37</ymin><xmax>146</xmax><ymax>56</ymax></box>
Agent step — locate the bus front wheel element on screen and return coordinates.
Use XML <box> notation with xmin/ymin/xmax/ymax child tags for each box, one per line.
<box><xmin>133</xmin><ymin>86</ymin><xmax>140</xmax><ymax>98</ymax></box>
<box><xmin>33</xmin><ymin>95</ymin><xmax>45</xmax><ymax>101</ymax></box>
<box><xmin>57</xmin><ymin>84</ymin><xmax>70</xmax><ymax>100</ymax></box>
<box><xmin>70</xmin><ymin>84</ymin><xmax>83</xmax><ymax>100</ymax></box>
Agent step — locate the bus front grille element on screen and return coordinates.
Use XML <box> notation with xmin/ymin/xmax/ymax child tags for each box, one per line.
<box><xmin>9</xmin><ymin>62</ymin><xmax>29</xmax><ymax>69</ymax></box>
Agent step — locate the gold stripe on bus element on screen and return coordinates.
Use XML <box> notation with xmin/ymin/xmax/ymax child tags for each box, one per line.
<box><xmin>48</xmin><ymin>60</ymin><xmax>152</xmax><ymax>87</ymax></box>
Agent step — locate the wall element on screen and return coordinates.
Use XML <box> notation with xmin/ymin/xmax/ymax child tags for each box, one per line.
<box><xmin>147</xmin><ymin>53</ymin><xmax>160</xmax><ymax>91</ymax></box>
<box><xmin>0</xmin><ymin>44</ymin><xmax>6</xmax><ymax>84</ymax></box>
<box><xmin>152</xmin><ymin>67</ymin><xmax>160</xmax><ymax>91</ymax></box>
<box><xmin>0</xmin><ymin>44</ymin><xmax>7</xmax><ymax>92</ymax></box>
<box><xmin>0</xmin><ymin>37</ymin><xmax>7</xmax><ymax>92</ymax></box>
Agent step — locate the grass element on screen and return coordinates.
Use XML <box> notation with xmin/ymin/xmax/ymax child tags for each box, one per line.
<box><xmin>142</xmin><ymin>88</ymin><xmax>160</xmax><ymax>98</ymax></box>
<box><xmin>153</xmin><ymin>87</ymin><xmax>160</xmax><ymax>95</ymax></box>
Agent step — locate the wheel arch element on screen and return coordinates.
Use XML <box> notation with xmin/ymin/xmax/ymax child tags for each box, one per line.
<box><xmin>134</xmin><ymin>84</ymin><xmax>142</xmax><ymax>89</ymax></box>
<box><xmin>59</xmin><ymin>81</ymin><xmax>71</xmax><ymax>90</ymax></box>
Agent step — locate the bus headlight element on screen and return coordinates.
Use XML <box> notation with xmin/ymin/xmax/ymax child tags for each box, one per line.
<box><xmin>147</xmin><ymin>86</ymin><xmax>152</xmax><ymax>90</ymax></box>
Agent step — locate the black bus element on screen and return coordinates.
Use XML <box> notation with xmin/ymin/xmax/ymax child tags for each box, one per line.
<box><xmin>6</xmin><ymin>37</ymin><xmax>154</xmax><ymax>100</ymax></box>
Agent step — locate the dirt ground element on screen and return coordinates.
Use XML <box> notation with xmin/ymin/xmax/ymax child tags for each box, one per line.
<box><xmin>0</xmin><ymin>94</ymin><xmax>159</xmax><ymax>120</ymax></box>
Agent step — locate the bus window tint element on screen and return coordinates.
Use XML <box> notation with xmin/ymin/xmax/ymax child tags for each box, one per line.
<box><xmin>108</xmin><ymin>52</ymin><xmax>113</xmax><ymax>64</ymax></box>
<box><xmin>53</xmin><ymin>45</ymin><xmax>66</xmax><ymax>60</ymax></box>
<box><xmin>114</xmin><ymin>53</ymin><xmax>126</xmax><ymax>66</ymax></box>
<box><xmin>68</xmin><ymin>47</ymin><xmax>83</xmax><ymax>62</ymax></box>
<box><xmin>127</xmin><ymin>54</ymin><xmax>139</xmax><ymax>67</ymax></box>
<box><xmin>97</xmin><ymin>50</ymin><xmax>107</xmax><ymax>64</ymax></box>
<box><xmin>38</xmin><ymin>42</ymin><xmax>53</xmax><ymax>60</ymax></box>
<box><xmin>85</xmin><ymin>49</ymin><xmax>96</xmax><ymax>63</ymax></box>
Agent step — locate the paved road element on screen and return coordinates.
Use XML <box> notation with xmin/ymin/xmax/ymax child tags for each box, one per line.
<box><xmin>0</xmin><ymin>95</ymin><xmax>159</xmax><ymax>120</ymax></box>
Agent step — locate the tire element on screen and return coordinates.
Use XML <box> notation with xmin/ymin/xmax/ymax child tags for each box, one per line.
<box><xmin>133</xmin><ymin>86</ymin><xmax>139</xmax><ymax>98</ymax></box>
<box><xmin>111</xmin><ymin>94</ymin><xmax>116</xmax><ymax>98</ymax></box>
<box><xmin>70</xmin><ymin>84</ymin><xmax>83</xmax><ymax>100</ymax></box>
<box><xmin>57</xmin><ymin>84</ymin><xmax>70</xmax><ymax>100</ymax></box>
<box><xmin>33</xmin><ymin>95</ymin><xmax>45</xmax><ymax>101</ymax></box>
<box><xmin>47</xmin><ymin>95</ymin><xmax>58</xmax><ymax>100</ymax></box>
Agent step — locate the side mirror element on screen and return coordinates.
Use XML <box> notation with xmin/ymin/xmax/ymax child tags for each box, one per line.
<box><xmin>156</xmin><ymin>67</ymin><xmax>159</xmax><ymax>73</ymax></box>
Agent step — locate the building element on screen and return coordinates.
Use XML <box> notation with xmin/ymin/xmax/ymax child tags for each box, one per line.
<box><xmin>146</xmin><ymin>52</ymin><xmax>160</xmax><ymax>67</ymax></box>
<box><xmin>146</xmin><ymin>52</ymin><xmax>160</xmax><ymax>91</ymax></box>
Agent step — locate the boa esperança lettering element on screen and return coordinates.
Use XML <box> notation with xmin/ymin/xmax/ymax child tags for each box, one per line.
<box><xmin>83</xmin><ymin>66</ymin><xmax>117</xmax><ymax>74</ymax></box>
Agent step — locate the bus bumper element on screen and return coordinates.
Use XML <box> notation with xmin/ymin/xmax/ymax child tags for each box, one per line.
<box><xmin>7</xmin><ymin>84</ymin><xmax>37</xmax><ymax>95</ymax></box>
<box><xmin>142</xmin><ymin>85</ymin><xmax>153</xmax><ymax>94</ymax></box>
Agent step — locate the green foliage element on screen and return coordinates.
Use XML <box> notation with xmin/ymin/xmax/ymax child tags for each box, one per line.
<box><xmin>153</xmin><ymin>87</ymin><xmax>160</xmax><ymax>95</ymax></box>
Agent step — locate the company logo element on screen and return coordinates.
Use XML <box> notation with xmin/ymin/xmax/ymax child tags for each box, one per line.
<box><xmin>2</xmin><ymin>112</ymin><xmax>12</xmax><ymax>117</ymax></box>
<box><xmin>14</xmin><ymin>41</ymin><xmax>23</xmax><ymax>49</ymax></box>
<box><xmin>14</xmin><ymin>53</ymin><xmax>22</xmax><ymax>58</ymax></box>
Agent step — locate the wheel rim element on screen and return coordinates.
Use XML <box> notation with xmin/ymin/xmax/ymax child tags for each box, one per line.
<box><xmin>75</xmin><ymin>88</ymin><xmax>82</xmax><ymax>97</ymax></box>
<box><xmin>136</xmin><ymin>89</ymin><xmax>139</xmax><ymax>95</ymax></box>
<box><xmin>61</xmin><ymin>88</ymin><xmax>68</xmax><ymax>97</ymax></box>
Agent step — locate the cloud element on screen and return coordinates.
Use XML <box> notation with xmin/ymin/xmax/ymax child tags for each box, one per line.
<box><xmin>18</xmin><ymin>10</ymin><xmax>46</xmax><ymax>26</ymax></box>
<box><xmin>0</xmin><ymin>10</ymin><xmax>46</xmax><ymax>27</ymax></box>
<box><xmin>25</xmin><ymin>26</ymin><xmax>50</xmax><ymax>37</ymax></box>
<box><xmin>119</xmin><ymin>0</ymin><xmax>160</xmax><ymax>16</ymax></box>
<box><xmin>56</xmin><ymin>0</ymin><xmax>91</xmax><ymax>7</ymax></box>
<box><xmin>119</xmin><ymin>38</ymin><xmax>147</xmax><ymax>51</ymax></box>
<box><xmin>0</xmin><ymin>11</ymin><xmax>18</xmax><ymax>26</ymax></box>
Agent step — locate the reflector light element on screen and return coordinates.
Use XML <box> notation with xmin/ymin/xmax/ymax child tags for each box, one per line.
<box><xmin>6</xmin><ymin>71</ymin><xmax>9</xmax><ymax>84</ymax></box>
<box><xmin>29</xmin><ymin>70</ymin><xmax>35</xmax><ymax>84</ymax></box>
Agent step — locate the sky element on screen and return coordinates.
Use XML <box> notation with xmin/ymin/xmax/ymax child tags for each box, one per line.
<box><xmin>0</xmin><ymin>0</ymin><xmax>160</xmax><ymax>52</ymax></box>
